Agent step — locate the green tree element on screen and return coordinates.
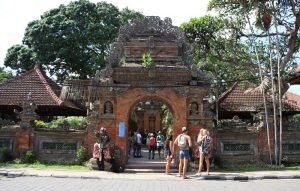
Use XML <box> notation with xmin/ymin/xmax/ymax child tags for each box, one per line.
<box><xmin>207</xmin><ymin>0</ymin><xmax>300</xmax><ymax>166</ymax></box>
<box><xmin>208</xmin><ymin>0</ymin><xmax>299</xmax><ymax>72</ymax></box>
<box><xmin>4</xmin><ymin>45</ymin><xmax>37</xmax><ymax>73</ymax></box>
<box><xmin>4</xmin><ymin>0</ymin><xmax>143</xmax><ymax>83</ymax></box>
<box><xmin>181</xmin><ymin>15</ymin><xmax>258</xmax><ymax>90</ymax></box>
<box><xmin>0</xmin><ymin>67</ymin><xmax>12</xmax><ymax>84</ymax></box>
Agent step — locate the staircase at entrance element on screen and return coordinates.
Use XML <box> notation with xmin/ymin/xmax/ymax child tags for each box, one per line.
<box><xmin>125</xmin><ymin>147</ymin><xmax>176</xmax><ymax>173</ymax></box>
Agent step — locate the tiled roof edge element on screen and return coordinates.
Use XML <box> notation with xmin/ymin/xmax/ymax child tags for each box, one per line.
<box><xmin>34</xmin><ymin>65</ymin><xmax>63</xmax><ymax>106</ymax></box>
<box><xmin>217</xmin><ymin>82</ymin><xmax>239</xmax><ymax>104</ymax></box>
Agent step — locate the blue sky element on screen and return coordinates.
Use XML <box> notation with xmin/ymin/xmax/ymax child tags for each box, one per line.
<box><xmin>0</xmin><ymin>0</ymin><xmax>299</xmax><ymax>95</ymax></box>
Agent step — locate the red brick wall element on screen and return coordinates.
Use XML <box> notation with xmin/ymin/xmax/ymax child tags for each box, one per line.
<box><xmin>109</xmin><ymin>88</ymin><xmax>188</xmax><ymax>165</ymax></box>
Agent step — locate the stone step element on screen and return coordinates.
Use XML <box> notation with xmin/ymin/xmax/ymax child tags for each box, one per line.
<box><xmin>126</xmin><ymin>164</ymin><xmax>176</xmax><ymax>169</ymax></box>
<box><xmin>124</xmin><ymin>168</ymin><xmax>177</xmax><ymax>173</ymax></box>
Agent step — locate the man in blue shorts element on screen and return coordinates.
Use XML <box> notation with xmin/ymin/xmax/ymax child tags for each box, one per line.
<box><xmin>172</xmin><ymin>126</ymin><xmax>192</xmax><ymax>179</ymax></box>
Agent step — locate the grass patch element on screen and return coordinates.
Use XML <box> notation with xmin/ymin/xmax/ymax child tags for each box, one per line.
<box><xmin>285</xmin><ymin>166</ymin><xmax>300</xmax><ymax>170</ymax></box>
<box><xmin>0</xmin><ymin>161</ymin><xmax>89</xmax><ymax>170</ymax></box>
<box><xmin>219</xmin><ymin>164</ymin><xmax>300</xmax><ymax>171</ymax></box>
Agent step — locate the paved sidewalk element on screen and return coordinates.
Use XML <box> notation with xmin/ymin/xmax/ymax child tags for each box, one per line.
<box><xmin>0</xmin><ymin>168</ymin><xmax>300</xmax><ymax>181</ymax></box>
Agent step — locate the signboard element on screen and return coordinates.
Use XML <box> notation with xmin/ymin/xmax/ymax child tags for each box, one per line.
<box><xmin>119</xmin><ymin>122</ymin><xmax>125</xmax><ymax>137</ymax></box>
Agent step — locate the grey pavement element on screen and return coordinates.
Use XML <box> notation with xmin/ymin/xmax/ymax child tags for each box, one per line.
<box><xmin>0</xmin><ymin>176</ymin><xmax>300</xmax><ymax>191</ymax></box>
<box><xmin>0</xmin><ymin>167</ymin><xmax>300</xmax><ymax>181</ymax></box>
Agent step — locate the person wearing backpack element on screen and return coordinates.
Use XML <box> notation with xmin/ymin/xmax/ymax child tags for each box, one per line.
<box><xmin>156</xmin><ymin>131</ymin><xmax>165</xmax><ymax>159</ymax></box>
<box><xmin>172</xmin><ymin>126</ymin><xmax>192</xmax><ymax>179</ymax></box>
<box><xmin>196</xmin><ymin>129</ymin><xmax>212</xmax><ymax>176</ymax></box>
<box><xmin>148</xmin><ymin>133</ymin><xmax>156</xmax><ymax>159</ymax></box>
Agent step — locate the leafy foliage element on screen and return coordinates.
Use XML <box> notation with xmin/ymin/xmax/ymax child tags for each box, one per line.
<box><xmin>34</xmin><ymin>117</ymin><xmax>88</xmax><ymax>129</ymax></box>
<box><xmin>22</xmin><ymin>150</ymin><xmax>37</xmax><ymax>164</ymax></box>
<box><xmin>161</xmin><ymin>104</ymin><xmax>173</xmax><ymax>136</ymax></box>
<box><xmin>0</xmin><ymin>67</ymin><xmax>12</xmax><ymax>84</ymax></box>
<box><xmin>208</xmin><ymin>0</ymin><xmax>300</xmax><ymax>72</ymax></box>
<box><xmin>142</xmin><ymin>52</ymin><xmax>153</xmax><ymax>69</ymax></box>
<box><xmin>0</xmin><ymin>148</ymin><xmax>13</xmax><ymax>163</ymax></box>
<box><xmin>181</xmin><ymin>15</ymin><xmax>258</xmax><ymax>90</ymax></box>
<box><xmin>293</xmin><ymin>114</ymin><xmax>300</xmax><ymax>122</ymax></box>
<box><xmin>4</xmin><ymin>0</ymin><xmax>143</xmax><ymax>83</ymax></box>
<box><xmin>76</xmin><ymin>146</ymin><xmax>88</xmax><ymax>164</ymax></box>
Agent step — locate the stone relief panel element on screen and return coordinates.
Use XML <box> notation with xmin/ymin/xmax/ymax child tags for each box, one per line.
<box><xmin>189</xmin><ymin>102</ymin><xmax>199</xmax><ymax>116</ymax></box>
<box><xmin>107</xmin><ymin>16</ymin><xmax>193</xmax><ymax>68</ymax></box>
<box><xmin>104</xmin><ymin>101</ymin><xmax>114</xmax><ymax>114</ymax></box>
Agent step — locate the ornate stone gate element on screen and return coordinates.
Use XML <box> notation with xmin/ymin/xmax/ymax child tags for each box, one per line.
<box><xmin>62</xmin><ymin>16</ymin><xmax>214</xmax><ymax>166</ymax></box>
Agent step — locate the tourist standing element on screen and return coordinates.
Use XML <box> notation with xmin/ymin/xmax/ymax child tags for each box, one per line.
<box><xmin>128</xmin><ymin>131</ymin><xmax>133</xmax><ymax>156</ymax></box>
<box><xmin>172</xmin><ymin>127</ymin><xmax>192</xmax><ymax>179</ymax></box>
<box><xmin>156</xmin><ymin>131</ymin><xmax>165</xmax><ymax>159</ymax></box>
<box><xmin>133</xmin><ymin>130</ymin><xmax>142</xmax><ymax>158</ymax></box>
<box><xmin>195</xmin><ymin>128</ymin><xmax>204</xmax><ymax>175</ymax></box>
<box><xmin>197</xmin><ymin>129</ymin><xmax>212</xmax><ymax>176</ymax></box>
<box><xmin>93</xmin><ymin>140</ymin><xmax>101</xmax><ymax>170</ymax></box>
<box><xmin>148</xmin><ymin>133</ymin><xmax>156</xmax><ymax>159</ymax></box>
<box><xmin>164</xmin><ymin>135</ymin><xmax>173</xmax><ymax>174</ymax></box>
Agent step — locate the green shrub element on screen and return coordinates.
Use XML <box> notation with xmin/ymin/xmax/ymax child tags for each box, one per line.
<box><xmin>142</xmin><ymin>52</ymin><xmax>153</xmax><ymax>69</ymax></box>
<box><xmin>76</xmin><ymin>146</ymin><xmax>88</xmax><ymax>164</ymax></box>
<box><xmin>66</xmin><ymin>116</ymin><xmax>88</xmax><ymax>129</ymax></box>
<box><xmin>34</xmin><ymin>117</ymin><xmax>88</xmax><ymax>129</ymax></box>
<box><xmin>0</xmin><ymin>148</ymin><xmax>13</xmax><ymax>162</ymax></box>
<box><xmin>49</xmin><ymin>117</ymin><xmax>65</xmax><ymax>128</ymax></box>
<box><xmin>34</xmin><ymin>120</ymin><xmax>49</xmax><ymax>128</ymax></box>
<box><xmin>22</xmin><ymin>150</ymin><xmax>37</xmax><ymax>164</ymax></box>
<box><xmin>293</xmin><ymin>114</ymin><xmax>300</xmax><ymax>122</ymax></box>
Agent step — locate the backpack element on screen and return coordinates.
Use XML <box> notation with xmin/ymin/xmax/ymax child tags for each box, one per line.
<box><xmin>149</xmin><ymin>137</ymin><xmax>156</xmax><ymax>146</ymax></box>
<box><xmin>136</xmin><ymin>134</ymin><xmax>142</xmax><ymax>144</ymax></box>
<box><xmin>178</xmin><ymin>134</ymin><xmax>187</xmax><ymax>148</ymax></box>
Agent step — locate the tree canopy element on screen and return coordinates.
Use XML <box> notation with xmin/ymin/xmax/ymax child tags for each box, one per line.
<box><xmin>4</xmin><ymin>0</ymin><xmax>143</xmax><ymax>83</ymax></box>
<box><xmin>181</xmin><ymin>15</ymin><xmax>258</xmax><ymax>89</ymax></box>
<box><xmin>208</xmin><ymin>0</ymin><xmax>299</xmax><ymax>72</ymax></box>
<box><xmin>181</xmin><ymin>0</ymin><xmax>300</xmax><ymax>89</ymax></box>
<box><xmin>0</xmin><ymin>67</ymin><xmax>12</xmax><ymax>84</ymax></box>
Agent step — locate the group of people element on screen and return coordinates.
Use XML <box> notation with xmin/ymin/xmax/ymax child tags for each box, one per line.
<box><xmin>93</xmin><ymin>126</ymin><xmax>212</xmax><ymax>179</ymax></box>
<box><xmin>164</xmin><ymin>127</ymin><xmax>212</xmax><ymax>179</ymax></box>
<box><xmin>128</xmin><ymin>130</ymin><xmax>165</xmax><ymax>159</ymax></box>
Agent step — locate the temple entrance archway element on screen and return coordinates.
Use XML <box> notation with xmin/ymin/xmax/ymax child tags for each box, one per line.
<box><xmin>115</xmin><ymin>88</ymin><xmax>187</xmax><ymax>162</ymax></box>
<box><xmin>126</xmin><ymin>96</ymin><xmax>175</xmax><ymax>168</ymax></box>
<box><xmin>63</xmin><ymin>16</ymin><xmax>214</xmax><ymax>168</ymax></box>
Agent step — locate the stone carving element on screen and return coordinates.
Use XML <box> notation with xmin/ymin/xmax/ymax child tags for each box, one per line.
<box><xmin>190</xmin><ymin>65</ymin><xmax>213</xmax><ymax>85</ymax></box>
<box><xmin>148</xmin><ymin>36</ymin><xmax>155</xmax><ymax>50</ymax></box>
<box><xmin>107</xmin><ymin>42</ymin><xmax>123</xmax><ymax>67</ymax></box>
<box><xmin>20</xmin><ymin>92</ymin><xmax>38</xmax><ymax>128</ymax></box>
<box><xmin>189</xmin><ymin>102</ymin><xmax>199</xmax><ymax>115</ymax></box>
<box><xmin>104</xmin><ymin>101</ymin><xmax>113</xmax><ymax>114</ymax></box>
<box><xmin>88</xmin><ymin>100</ymin><xmax>100</xmax><ymax>119</ymax></box>
<box><xmin>94</xmin><ymin>67</ymin><xmax>114</xmax><ymax>83</ymax></box>
<box><xmin>108</xmin><ymin>16</ymin><xmax>193</xmax><ymax>67</ymax></box>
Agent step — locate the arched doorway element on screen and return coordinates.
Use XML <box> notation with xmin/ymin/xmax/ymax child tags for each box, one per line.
<box><xmin>72</xmin><ymin>16</ymin><xmax>214</xmax><ymax>168</ymax></box>
<box><xmin>115</xmin><ymin>88</ymin><xmax>187</xmax><ymax>163</ymax></box>
<box><xmin>128</xmin><ymin>99</ymin><xmax>173</xmax><ymax>155</ymax></box>
<box><xmin>126</xmin><ymin>98</ymin><xmax>174</xmax><ymax>171</ymax></box>
<box><xmin>128</xmin><ymin>100</ymin><xmax>174</xmax><ymax>139</ymax></box>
